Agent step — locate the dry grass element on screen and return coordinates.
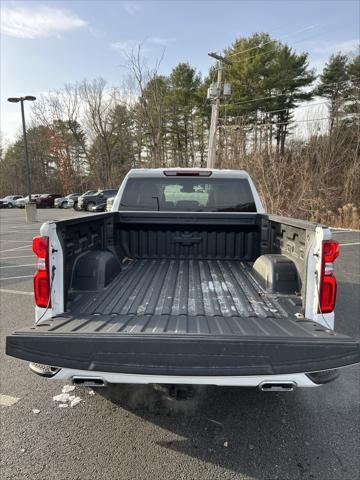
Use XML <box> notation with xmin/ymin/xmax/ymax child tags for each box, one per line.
<box><xmin>311</xmin><ymin>204</ymin><xmax>360</xmax><ymax>230</ymax></box>
<box><xmin>219</xmin><ymin>125</ymin><xmax>360</xmax><ymax>229</ymax></box>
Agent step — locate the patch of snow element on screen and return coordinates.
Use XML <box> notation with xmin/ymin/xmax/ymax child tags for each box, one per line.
<box><xmin>221</xmin><ymin>282</ymin><xmax>229</xmax><ymax>291</ymax></box>
<box><xmin>70</xmin><ymin>397</ymin><xmax>82</xmax><ymax>408</ymax></box>
<box><xmin>53</xmin><ymin>393</ymin><xmax>72</xmax><ymax>403</ymax></box>
<box><xmin>62</xmin><ymin>385</ymin><xmax>75</xmax><ymax>394</ymax></box>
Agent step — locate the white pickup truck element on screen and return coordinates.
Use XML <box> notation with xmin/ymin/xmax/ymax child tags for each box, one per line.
<box><xmin>6</xmin><ymin>169</ymin><xmax>360</xmax><ymax>393</ymax></box>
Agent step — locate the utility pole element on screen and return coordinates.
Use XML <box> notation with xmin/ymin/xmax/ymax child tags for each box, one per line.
<box><xmin>207</xmin><ymin>52</ymin><xmax>231</xmax><ymax>169</ymax></box>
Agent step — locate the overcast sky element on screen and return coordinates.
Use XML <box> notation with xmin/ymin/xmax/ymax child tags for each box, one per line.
<box><xmin>1</xmin><ymin>0</ymin><xmax>359</xmax><ymax>144</ymax></box>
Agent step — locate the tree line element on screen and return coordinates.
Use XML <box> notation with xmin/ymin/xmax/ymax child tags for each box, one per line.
<box><xmin>1</xmin><ymin>33</ymin><xmax>359</xmax><ymax>226</ymax></box>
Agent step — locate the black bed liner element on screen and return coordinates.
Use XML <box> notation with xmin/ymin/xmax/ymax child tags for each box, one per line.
<box><xmin>7</xmin><ymin>206</ymin><xmax>360</xmax><ymax>378</ymax></box>
<box><xmin>6</xmin><ymin>328</ymin><xmax>360</xmax><ymax>376</ymax></box>
<box><xmin>6</xmin><ymin>258</ymin><xmax>360</xmax><ymax>375</ymax></box>
<box><xmin>67</xmin><ymin>259</ymin><xmax>301</xmax><ymax>320</ymax></box>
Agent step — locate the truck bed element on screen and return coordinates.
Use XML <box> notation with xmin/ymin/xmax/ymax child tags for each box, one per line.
<box><xmin>6</xmin><ymin>212</ymin><xmax>360</xmax><ymax>377</ymax></box>
<box><xmin>62</xmin><ymin>258</ymin><xmax>303</xmax><ymax>335</ymax></box>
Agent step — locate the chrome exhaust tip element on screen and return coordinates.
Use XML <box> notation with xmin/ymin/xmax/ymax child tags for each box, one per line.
<box><xmin>72</xmin><ymin>377</ymin><xmax>107</xmax><ymax>388</ymax></box>
<box><xmin>259</xmin><ymin>381</ymin><xmax>296</xmax><ymax>392</ymax></box>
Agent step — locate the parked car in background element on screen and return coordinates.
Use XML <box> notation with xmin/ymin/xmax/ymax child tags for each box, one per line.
<box><xmin>54</xmin><ymin>193</ymin><xmax>81</xmax><ymax>209</ymax></box>
<box><xmin>92</xmin><ymin>202</ymin><xmax>107</xmax><ymax>212</ymax></box>
<box><xmin>0</xmin><ymin>195</ymin><xmax>22</xmax><ymax>208</ymax></box>
<box><xmin>106</xmin><ymin>196</ymin><xmax>115</xmax><ymax>212</ymax></box>
<box><xmin>36</xmin><ymin>194</ymin><xmax>62</xmax><ymax>209</ymax></box>
<box><xmin>15</xmin><ymin>194</ymin><xmax>42</xmax><ymax>208</ymax></box>
<box><xmin>67</xmin><ymin>191</ymin><xmax>97</xmax><ymax>210</ymax></box>
<box><xmin>77</xmin><ymin>189</ymin><xmax>118</xmax><ymax>212</ymax></box>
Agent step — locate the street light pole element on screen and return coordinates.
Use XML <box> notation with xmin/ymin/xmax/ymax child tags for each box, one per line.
<box><xmin>20</xmin><ymin>99</ymin><xmax>32</xmax><ymax>203</ymax></box>
<box><xmin>7</xmin><ymin>95</ymin><xmax>36</xmax><ymax>222</ymax></box>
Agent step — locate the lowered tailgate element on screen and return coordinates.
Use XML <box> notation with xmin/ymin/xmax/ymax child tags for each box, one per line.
<box><xmin>6</xmin><ymin>315</ymin><xmax>360</xmax><ymax>376</ymax></box>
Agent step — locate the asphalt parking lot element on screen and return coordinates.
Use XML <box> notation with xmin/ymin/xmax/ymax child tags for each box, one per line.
<box><xmin>0</xmin><ymin>208</ymin><xmax>359</xmax><ymax>480</ymax></box>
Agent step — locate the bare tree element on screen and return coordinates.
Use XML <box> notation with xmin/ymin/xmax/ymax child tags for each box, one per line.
<box><xmin>124</xmin><ymin>44</ymin><xmax>167</xmax><ymax>167</ymax></box>
<box><xmin>79</xmin><ymin>78</ymin><xmax>123</xmax><ymax>185</ymax></box>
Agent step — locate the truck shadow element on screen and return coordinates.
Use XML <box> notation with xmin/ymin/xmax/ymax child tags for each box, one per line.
<box><xmin>93</xmin><ymin>278</ymin><xmax>360</xmax><ymax>480</ymax></box>
<box><xmin>97</xmin><ymin>367</ymin><xmax>359</xmax><ymax>480</ymax></box>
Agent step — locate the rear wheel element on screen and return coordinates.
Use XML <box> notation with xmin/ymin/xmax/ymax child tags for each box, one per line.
<box><xmin>7</xmin><ymin>203</ymin><xmax>13</xmax><ymax>209</ymax></box>
<box><xmin>61</xmin><ymin>202</ymin><xmax>67</xmax><ymax>209</ymax></box>
<box><xmin>73</xmin><ymin>202</ymin><xmax>78</xmax><ymax>211</ymax></box>
<box><xmin>86</xmin><ymin>202</ymin><xmax>95</xmax><ymax>212</ymax></box>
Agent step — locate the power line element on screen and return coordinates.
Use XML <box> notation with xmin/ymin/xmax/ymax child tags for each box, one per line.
<box><xmin>223</xmin><ymin>22</ymin><xmax>350</xmax><ymax>65</ymax></box>
<box><xmin>226</xmin><ymin>24</ymin><xmax>318</xmax><ymax>59</ymax></box>
<box><xmin>219</xmin><ymin>100</ymin><xmax>329</xmax><ymax>119</ymax></box>
<box><xmin>220</xmin><ymin>117</ymin><xmax>329</xmax><ymax>127</ymax></box>
<box><xmin>219</xmin><ymin>113</ymin><xmax>359</xmax><ymax>128</ymax></box>
<box><xmin>220</xmin><ymin>77</ymin><xmax>360</xmax><ymax>109</ymax></box>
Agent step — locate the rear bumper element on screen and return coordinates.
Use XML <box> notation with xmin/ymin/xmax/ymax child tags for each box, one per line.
<box><xmin>49</xmin><ymin>367</ymin><xmax>321</xmax><ymax>387</ymax></box>
<box><xmin>6</xmin><ymin>332</ymin><xmax>360</xmax><ymax>377</ymax></box>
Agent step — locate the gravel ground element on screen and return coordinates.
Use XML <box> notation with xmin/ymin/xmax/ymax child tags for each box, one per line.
<box><xmin>0</xmin><ymin>209</ymin><xmax>359</xmax><ymax>480</ymax></box>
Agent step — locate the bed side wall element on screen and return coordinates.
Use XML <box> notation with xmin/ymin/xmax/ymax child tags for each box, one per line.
<box><xmin>262</xmin><ymin>215</ymin><xmax>317</xmax><ymax>305</ymax></box>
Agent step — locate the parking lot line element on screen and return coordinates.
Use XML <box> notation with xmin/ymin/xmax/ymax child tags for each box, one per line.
<box><xmin>0</xmin><ymin>275</ymin><xmax>33</xmax><ymax>280</ymax></box>
<box><xmin>0</xmin><ymin>288</ymin><xmax>33</xmax><ymax>296</ymax></box>
<box><xmin>339</xmin><ymin>242</ymin><xmax>360</xmax><ymax>246</ymax></box>
<box><xmin>0</xmin><ymin>394</ymin><xmax>20</xmax><ymax>407</ymax></box>
<box><xmin>4</xmin><ymin>230</ymin><xmax>39</xmax><ymax>234</ymax></box>
<box><xmin>0</xmin><ymin>245</ymin><xmax>32</xmax><ymax>253</ymax></box>
<box><xmin>1</xmin><ymin>240</ymin><xmax>35</xmax><ymax>243</ymax></box>
<box><xmin>0</xmin><ymin>264</ymin><xmax>35</xmax><ymax>269</ymax></box>
<box><xmin>0</xmin><ymin>255</ymin><xmax>34</xmax><ymax>260</ymax></box>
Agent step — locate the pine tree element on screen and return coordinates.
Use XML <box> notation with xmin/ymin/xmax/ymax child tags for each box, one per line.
<box><xmin>316</xmin><ymin>54</ymin><xmax>350</xmax><ymax>131</ymax></box>
<box><xmin>267</xmin><ymin>45</ymin><xmax>315</xmax><ymax>155</ymax></box>
<box><xmin>222</xmin><ymin>33</ymin><xmax>315</xmax><ymax>155</ymax></box>
<box><xmin>344</xmin><ymin>53</ymin><xmax>360</xmax><ymax>124</ymax></box>
<box><xmin>166</xmin><ymin>63</ymin><xmax>202</xmax><ymax>166</ymax></box>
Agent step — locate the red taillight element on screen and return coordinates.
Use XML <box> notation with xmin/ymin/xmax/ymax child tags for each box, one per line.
<box><xmin>34</xmin><ymin>270</ymin><xmax>51</xmax><ymax>308</ymax></box>
<box><xmin>319</xmin><ymin>240</ymin><xmax>339</xmax><ymax>314</ymax></box>
<box><xmin>319</xmin><ymin>275</ymin><xmax>337</xmax><ymax>313</ymax></box>
<box><xmin>32</xmin><ymin>236</ymin><xmax>50</xmax><ymax>308</ymax></box>
<box><xmin>33</xmin><ymin>236</ymin><xmax>49</xmax><ymax>259</ymax></box>
<box><xmin>163</xmin><ymin>170</ymin><xmax>212</xmax><ymax>177</ymax></box>
<box><xmin>322</xmin><ymin>240</ymin><xmax>339</xmax><ymax>263</ymax></box>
